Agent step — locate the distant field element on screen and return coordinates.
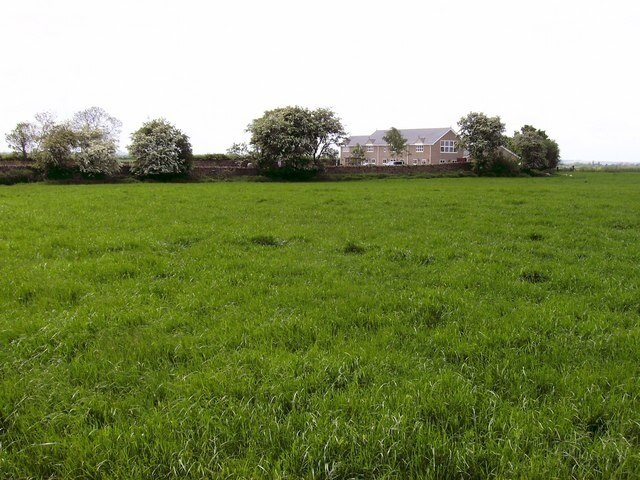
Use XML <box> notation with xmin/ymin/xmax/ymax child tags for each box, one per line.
<box><xmin>0</xmin><ymin>173</ymin><xmax>639</xmax><ymax>478</ymax></box>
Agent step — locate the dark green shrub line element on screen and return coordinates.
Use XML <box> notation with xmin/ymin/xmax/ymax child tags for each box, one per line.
<box><xmin>0</xmin><ymin>168</ymin><xmax>39</xmax><ymax>185</ymax></box>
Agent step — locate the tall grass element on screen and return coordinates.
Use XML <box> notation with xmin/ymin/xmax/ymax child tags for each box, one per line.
<box><xmin>0</xmin><ymin>173</ymin><xmax>639</xmax><ymax>478</ymax></box>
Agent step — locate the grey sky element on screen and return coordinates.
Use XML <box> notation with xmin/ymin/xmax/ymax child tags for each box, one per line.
<box><xmin>2</xmin><ymin>0</ymin><xmax>638</xmax><ymax>163</ymax></box>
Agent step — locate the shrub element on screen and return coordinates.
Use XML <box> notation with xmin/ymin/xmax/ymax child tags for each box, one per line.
<box><xmin>129</xmin><ymin>119</ymin><xmax>192</xmax><ymax>177</ymax></box>
<box><xmin>36</xmin><ymin>124</ymin><xmax>78</xmax><ymax>178</ymax></box>
<box><xmin>486</xmin><ymin>152</ymin><xmax>521</xmax><ymax>176</ymax></box>
<box><xmin>193</xmin><ymin>153</ymin><xmax>232</xmax><ymax>164</ymax></box>
<box><xmin>192</xmin><ymin>154</ymin><xmax>254</xmax><ymax>168</ymax></box>
<box><xmin>0</xmin><ymin>152</ymin><xmax>25</xmax><ymax>162</ymax></box>
<box><xmin>0</xmin><ymin>168</ymin><xmax>38</xmax><ymax>185</ymax></box>
<box><xmin>262</xmin><ymin>161</ymin><xmax>322</xmax><ymax>181</ymax></box>
<box><xmin>76</xmin><ymin>141</ymin><xmax>121</xmax><ymax>177</ymax></box>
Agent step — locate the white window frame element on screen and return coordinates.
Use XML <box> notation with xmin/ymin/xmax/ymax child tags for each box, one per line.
<box><xmin>440</xmin><ymin>140</ymin><xmax>456</xmax><ymax>153</ymax></box>
<box><xmin>416</xmin><ymin>145</ymin><xmax>424</xmax><ymax>153</ymax></box>
<box><xmin>367</xmin><ymin>145</ymin><xmax>374</xmax><ymax>152</ymax></box>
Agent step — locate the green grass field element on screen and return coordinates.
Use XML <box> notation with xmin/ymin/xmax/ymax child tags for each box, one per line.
<box><xmin>1</xmin><ymin>173</ymin><xmax>639</xmax><ymax>478</ymax></box>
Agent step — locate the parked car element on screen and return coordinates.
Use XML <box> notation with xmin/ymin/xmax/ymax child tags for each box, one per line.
<box><xmin>362</xmin><ymin>161</ymin><xmax>377</xmax><ymax>166</ymax></box>
<box><xmin>384</xmin><ymin>160</ymin><xmax>405</xmax><ymax>166</ymax></box>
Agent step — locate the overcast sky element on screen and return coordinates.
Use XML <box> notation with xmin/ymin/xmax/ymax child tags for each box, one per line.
<box><xmin>1</xmin><ymin>0</ymin><xmax>638</xmax><ymax>163</ymax></box>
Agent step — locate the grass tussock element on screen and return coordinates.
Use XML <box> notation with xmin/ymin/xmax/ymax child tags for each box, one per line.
<box><xmin>342</xmin><ymin>240</ymin><xmax>366</xmax><ymax>254</ymax></box>
<box><xmin>520</xmin><ymin>270</ymin><xmax>549</xmax><ymax>283</ymax></box>
<box><xmin>249</xmin><ymin>234</ymin><xmax>287</xmax><ymax>247</ymax></box>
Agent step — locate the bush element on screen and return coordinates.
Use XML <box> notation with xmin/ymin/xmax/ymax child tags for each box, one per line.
<box><xmin>261</xmin><ymin>162</ymin><xmax>322</xmax><ymax>181</ymax></box>
<box><xmin>129</xmin><ymin>119</ymin><xmax>192</xmax><ymax>177</ymax></box>
<box><xmin>525</xmin><ymin>168</ymin><xmax>554</xmax><ymax>177</ymax></box>
<box><xmin>192</xmin><ymin>154</ymin><xmax>254</xmax><ymax>168</ymax></box>
<box><xmin>36</xmin><ymin>125</ymin><xmax>78</xmax><ymax>179</ymax></box>
<box><xmin>0</xmin><ymin>168</ymin><xmax>38</xmax><ymax>185</ymax></box>
<box><xmin>76</xmin><ymin>142</ymin><xmax>121</xmax><ymax>177</ymax></box>
<box><xmin>13</xmin><ymin>108</ymin><xmax>123</xmax><ymax>179</ymax></box>
<box><xmin>0</xmin><ymin>152</ymin><xmax>25</xmax><ymax>162</ymax></box>
<box><xmin>193</xmin><ymin>153</ymin><xmax>232</xmax><ymax>164</ymax></box>
<box><xmin>487</xmin><ymin>153</ymin><xmax>521</xmax><ymax>176</ymax></box>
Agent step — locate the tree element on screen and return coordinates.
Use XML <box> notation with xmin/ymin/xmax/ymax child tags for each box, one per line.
<box><xmin>21</xmin><ymin>108</ymin><xmax>122</xmax><ymax>178</ymax></box>
<box><xmin>457</xmin><ymin>112</ymin><xmax>507</xmax><ymax>174</ymax></box>
<box><xmin>511</xmin><ymin>125</ymin><xmax>560</xmax><ymax>170</ymax></box>
<box><xmin>5</xmin><ymin>112</ymin><xmax>58</xmax><ymax>158</ymax></box>
<box><xmin>511</xmin><ymin>127</ymin><xmax>546</xmax><ymax>170</ymax></box>
<box><xmin>76</xmin><ymin>141</ymin><xmax>120</xmax><ymax>177</ymax></box>
<box><xmin>128</xmin><ymin>119</ymin><xmax>192</xmax><ymax>177</ymax></box>
<box><xmin>37</xmin><ymin>124</ymin><xmax>121</xmax><ymax>178</ymax></box>
<box><xmin>33</xmin><ymin>111</ymin><xmax>57</xmax><ymax>151</ymax></box>
<box><xmin>545</xmin><ymin>138</ymin><xmax>560</xmax><ymax>169</ymax></box>
<box><xmin>69</xmin><ymin>107</ymin><xmax>122</xmax><ymax>176</ymax></box>
<box><xmin>350</xmin><ymin>143</ymin><xmax>366</xmax><ymax>166</ymax></box>
<box><xmin>308</xmin><ymin>108</ymin><xmax>346</xmax><ymax>162</ymax></box>
<box><xmin>36</xmin><ymin>124</ymin><xmax>78</xmax><ymax>177</ymax></box>
<box><xmin>319</xmin><ymin>146</ymin><xmax>339</xmax><ymax>166</ymax></box>
<box><xmin>5</xmin><ymin>122</ymin><xmax>37</xmax><ymax>160</ymax></box>
<box><xmin>247</xmin><ymin>106</ymin><xmax>345</xmax><ymax>177</ymax></box>
<box><xmin>226</xmin><ymin>142</ymin><xmax>251</xmax><ymax>157</ymax></box>
<box><xmin>383</xmin><ymin>127</ymin><xmax>408</xmax><ymax>160</ymax></box>
<box><xmin>71</xmin><ymin>106</ymin><xmax>122</xmax><ymax>148</ymax></box>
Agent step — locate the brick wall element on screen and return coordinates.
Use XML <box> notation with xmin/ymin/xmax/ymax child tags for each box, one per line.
<box><xmin>1</xmin><ymin>160</ymin><xmax>471</xmax><ymax>178</ymax></box>
<box><xmin>0</xmin><ymin>160</ymin><xmax>35</xmax><ymax>169</ymax></box>
<box><xmin>324</xmin><ymin>163</ymin><xmax>472</xmax><ymax>175</ymax></box>
<box><xmin>191</xmin><ymin>166</ymin><xmax>259</xmax><ymax>177</ymax></box>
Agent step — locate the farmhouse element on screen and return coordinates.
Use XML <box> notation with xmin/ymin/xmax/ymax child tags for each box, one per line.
<box><xmin>340</xmin><ymin>127</ymin><xmax>467</xmax><ymax>166</ymax></box>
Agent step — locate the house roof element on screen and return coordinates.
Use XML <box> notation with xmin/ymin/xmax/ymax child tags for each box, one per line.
<box><xmin>343</xmin><ymin>135</ymin><xmax>371</xmax><ymax>147</ymax></box>
<box><xmin>463</xmin><ymin>146</ymin><xmax>521</xmax><ymax>160</ymax></box>
<box><xmin>344</xmin><ymin>128</ymin><xmax>453</xmax><ymax>146</ymax></box>
<box><xmin>499</xmin><ymin>145</ymin><xmax>520</xmax><ymax>159</ymax></box>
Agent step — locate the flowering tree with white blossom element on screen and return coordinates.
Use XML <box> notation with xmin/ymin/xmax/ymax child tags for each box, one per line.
<box><xmin>128</xmin><ymin>119</ymin><xmax>192</xmax><ymax>177</ymax></box>
<box><xmin>76</xmin><ymin>141</ymin><xmax>120</xmax><ymax>177</ymax></box>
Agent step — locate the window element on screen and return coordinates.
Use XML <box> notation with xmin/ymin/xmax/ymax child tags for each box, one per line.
<box><xmin>416</xmin><ymin>145</ymin><xmax>424</xmax><ymax>153</ymax></box>
<box><xmin>343</xmin><ymin>146</ymin><xmax>349</xmax><ymax>152</ymax></box>
<box><xmin>441</xmin><ymin>140</ymin><xmax>455</xmax><ymax>153</ymax></box>
<box><xmin>367</xmin><ymin>145</ymin><xmax>373</xmax><ymax>152</ymax></box>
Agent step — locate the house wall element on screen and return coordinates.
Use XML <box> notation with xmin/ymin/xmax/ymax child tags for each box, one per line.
<box><xmin>325</xmin><ymin>162</ymin><xmax>472</xmax><ymax>175</ymax></box>
<box><xmin>428</xmin><ymin>130</ymin><xmax>466</xmax><ymax>165</ymax></box>
<box><xmin>340</xmin><ymin>130</ymin><xmax>466</xmax><ymax>166</ymax></box>
<box><xmin>340</xmin><ymin>145</ymin><xmax>385</xmax><ymax>166</ymax></box>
